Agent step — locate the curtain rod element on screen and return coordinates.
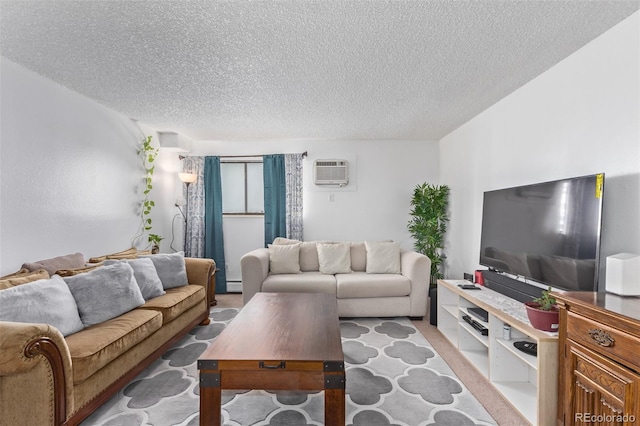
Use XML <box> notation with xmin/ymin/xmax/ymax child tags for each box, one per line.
<box><xmin>179</xmin><ymin>151</ymin><xmax>307</xmax><ymax>160</ymax></box>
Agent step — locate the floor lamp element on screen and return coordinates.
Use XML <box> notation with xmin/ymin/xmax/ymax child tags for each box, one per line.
<box><xmin>178</xmin><ymin>172</ymin><xmax>197</xmax><ymax>251</ymax></box>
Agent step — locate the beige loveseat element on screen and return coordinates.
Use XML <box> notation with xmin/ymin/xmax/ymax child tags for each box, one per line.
<box><xmin>241</xmin><ymin>238</ymin><xmax>431</xmax><ymax>318</ymax></box>
<box><xmin>0</xmin><ymin>250</ymin><xmax>215</xmax><ymax>426</ymax></box>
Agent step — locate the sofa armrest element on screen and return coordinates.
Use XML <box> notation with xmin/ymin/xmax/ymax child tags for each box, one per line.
<box><xmin>400</xmin><ymin>250</ymin><xmax>431</xmax><ymax>317</ymax></box>
<box><xmin>185</xmin><ymin>257</ymin><xmax>216</xmax><ymax>312</ymax></box>
<box><xmin>185</xmin><ymin>257</ymin><xmax>216</xmax><ymax>289</ymax></box>
<box><xmin>240</xmin><ymin>248</ymin><xmax>270</xmax><ymax>305</ymax></box>
<box><xmin>0</xmin><ymin>321</ymin><xmax>74</xmax><ymax>425</ymax></box>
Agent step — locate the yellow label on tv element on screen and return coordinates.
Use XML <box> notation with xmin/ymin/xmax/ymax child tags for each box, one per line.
<box><xmin>595</xmin><ymin>173</ymin><xmax>603</xmax><ymax>198</ymax></box>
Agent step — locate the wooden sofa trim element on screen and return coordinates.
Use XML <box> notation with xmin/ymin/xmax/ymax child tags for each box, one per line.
<box><xmin>64</xmin><ymin>309</ymin><xmax>208</xmax><ymax>426</ymax></box>
<box><xmin>25</xmin><ymin>337</ymin><xmax>67</xmax><ymax>426</ymax></box>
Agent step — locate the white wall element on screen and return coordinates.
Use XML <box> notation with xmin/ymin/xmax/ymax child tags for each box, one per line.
<box><xmin>150</xmin><ymin>143</ymin><xmax>188</xmax><ymax>254</ymax></box>
<box><xmin>0</xmin><ymin>58</ymin><xmax>172</xmax><ymax>275</ymax></box>
<box><xmin>188</xmin><ymin>139</ymin><xmax>439</xmax><ymax>275</ymax></box>
<box><xmin>439</xmin><ymin>12</ymin><xmax>640</xmax><ymax>289</ymax></box>
<box><xmin>0</xmin><ymin>56</ymin><xmax>438</xmax><ymax>278</ymax></box>
<box><xmin>5</xmin><ymin>13</ymin><xmax>635</xmax><ymax>284</ymax></box>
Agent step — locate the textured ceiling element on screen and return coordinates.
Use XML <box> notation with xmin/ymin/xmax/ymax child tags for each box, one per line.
<box><xmin>1</xmin><ymin>1</ymin><xmax>639</xmax><ymax>141</ymax></box>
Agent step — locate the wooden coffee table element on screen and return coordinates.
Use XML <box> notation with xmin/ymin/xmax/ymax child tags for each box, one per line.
<box><xmin>198</xmin><ymin>292</ymin><xmax>345</xmax><ymax>425</ymax></box>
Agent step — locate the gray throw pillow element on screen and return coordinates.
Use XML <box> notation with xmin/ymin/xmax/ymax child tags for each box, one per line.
<box><xmin>64</xmin><ymin>262</ymin><xmax>145</xmax><ymax>327</ymax></box>
<box><xmin>104</xmin><ymin>258</ymin><xmax>165</xmax><ymax>300</ymax></box>
<box><xmin>141</xmin><ymin>251</ymin><xmax>188</xmax><ymax>289</ymax></box>
<box><xmin>0</xmin><ymin>275</ymin><xmax>84</xmax><ymax>336</ymax></box>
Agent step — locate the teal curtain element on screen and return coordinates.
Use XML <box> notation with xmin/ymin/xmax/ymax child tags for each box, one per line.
<box><xmin>263</xmin><ymin>154</ymin><xmax>286</xmax><ymax>247</ymax></box>
<box><xmin>204</xmin><ymin>156</ymin><xmax>227</xmax><ymax>293</ymax></box>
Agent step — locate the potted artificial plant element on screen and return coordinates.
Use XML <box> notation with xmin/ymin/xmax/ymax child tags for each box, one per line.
<box><xmin>407</xmin><ymin>182</ymin><xmax>450</xmax><ymax>286</ymax></box>
<box><xmin>524</xmin><ymin>287</ymin><xmax>559</xmax><ymax>332</ymax></box>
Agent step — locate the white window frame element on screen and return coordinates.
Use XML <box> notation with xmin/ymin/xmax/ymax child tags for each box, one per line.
<box><xmin>220</xmin><ymin>160</ymin><xmax>264</xmax><ymax>215</ymax></box>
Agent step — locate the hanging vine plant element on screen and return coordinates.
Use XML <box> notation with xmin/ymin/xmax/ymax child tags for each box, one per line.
<box><xmin>132</xmin><ymin>135</ymin><xmax>161</xmax><ymax>250</ymax></box>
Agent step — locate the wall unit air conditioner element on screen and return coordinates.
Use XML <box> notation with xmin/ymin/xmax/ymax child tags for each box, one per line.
<box><xmin>314</xmin><ymin>159</ymin><xmax>349</xmax><ymax>186</ymax></box>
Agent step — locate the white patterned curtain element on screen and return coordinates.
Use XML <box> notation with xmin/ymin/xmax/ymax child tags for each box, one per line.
<box><xmin>183</xmin><ymin>156</ymin><xmax>205</xmax><ymax>257</ymax></box>
<box><xmin>284</xmin><ymin>153</ymin><xmax>304</xmax><ymax>240</ymax></box>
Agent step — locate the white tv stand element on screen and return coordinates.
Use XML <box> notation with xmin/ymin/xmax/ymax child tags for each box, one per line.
<box><xmin>437</xmin><ymin>279</ymin><xmax>558</xmax><ymax>425</ymax></box>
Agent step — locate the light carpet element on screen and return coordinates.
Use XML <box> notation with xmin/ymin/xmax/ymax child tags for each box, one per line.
<box><xmin>82</xmin><ymin>308</ymin><xmax>496</xmax><ymax>426</ymax></box>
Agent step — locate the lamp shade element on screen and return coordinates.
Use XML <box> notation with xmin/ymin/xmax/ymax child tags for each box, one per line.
<box><xmin>179</xmin><ymin>172</ymin><xmax>197</xmax><ymax>184</ymax></box>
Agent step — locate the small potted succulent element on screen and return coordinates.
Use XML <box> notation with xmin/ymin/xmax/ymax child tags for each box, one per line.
<box><xmin>524</xmin><ymin>287</ymin><xmax>559</xmax><ymax>332</ymax></box>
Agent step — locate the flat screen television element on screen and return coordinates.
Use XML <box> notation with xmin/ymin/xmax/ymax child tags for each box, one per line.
<box><xmin>479</xmin><ymin>173</ymin><xmax>604</xmax><ymax>299</ymax></box>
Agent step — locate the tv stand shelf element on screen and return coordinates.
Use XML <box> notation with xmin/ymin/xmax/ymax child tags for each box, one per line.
<box><xmin>437</xmin><ymin>279</ymin><xmax>558</xmax><ymax>425</ymax></box>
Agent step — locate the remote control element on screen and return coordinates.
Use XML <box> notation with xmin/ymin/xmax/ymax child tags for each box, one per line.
<box><xmin>458</xmin><ymin>284</ymin><xmax>480</xmax><ymax>290</ymax></box>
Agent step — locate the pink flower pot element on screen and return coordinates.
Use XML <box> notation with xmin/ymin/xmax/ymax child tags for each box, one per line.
<box><xmin>524</xmin><ymin>302</ymin><xmax>559</xmax><ymax>332</ymax></box>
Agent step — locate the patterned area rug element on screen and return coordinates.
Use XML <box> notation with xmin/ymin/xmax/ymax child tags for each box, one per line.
<box><xmin>82</xmin><ymin>308</ymin><xmax>496</xmax><ymax>426</ymax></box>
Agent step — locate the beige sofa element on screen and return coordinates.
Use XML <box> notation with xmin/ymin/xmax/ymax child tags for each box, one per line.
<box><xmin>0</xmin><ymin>251</ymin><xmax>215</xmax><ymax>426</ymax></box>
<box><xmin>241</xmin><ymin>239</ymin><xmax>431</xmax><ymax>318</ymax></box>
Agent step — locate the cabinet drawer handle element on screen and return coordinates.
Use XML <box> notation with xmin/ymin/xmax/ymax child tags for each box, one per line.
<box><xmin>588</xmin><ymin>328</ymin><xmax>615</xmax><ymax>347</ymax></box>
<box><xmin>259</xmin><ymin>361</ymin><xmax>286</xmax><ymax>369</ymax></box>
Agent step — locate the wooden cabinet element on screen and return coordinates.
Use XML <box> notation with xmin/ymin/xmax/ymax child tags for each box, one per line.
<box><xmin>555</xmin><ymin>292</ymin><xmax>640</xmax><ymax>426</ymax></box>
<box><xmin>437</xmin><ymin>280</ymin><xmax>558</xmax><ymax>425</ymax></box>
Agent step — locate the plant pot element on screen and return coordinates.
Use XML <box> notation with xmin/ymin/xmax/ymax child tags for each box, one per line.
<box><xmin>524</xmin><ymin>302</ymin><xmax>559</xmax><ymax>332</ymax></box>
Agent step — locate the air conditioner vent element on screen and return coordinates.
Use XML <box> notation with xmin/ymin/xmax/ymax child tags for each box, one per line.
<box><xmin>314</xmin><ymin>160</ymin><xmax>349</xmax><ymax>186</ymax></box>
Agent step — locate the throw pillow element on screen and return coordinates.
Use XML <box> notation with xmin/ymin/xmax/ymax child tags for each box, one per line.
<box><xmin>350</xmin><ymin>242</ymin><xmax>367</xmax><ymax>272</ymax></box>
<box><xmin>272</xmin><ymin>237</ymin><xmax>321</xmax><ymax>271</ymax></box>
<box><xmin>0</xmin><ymin>275</ymin><xmax>84</xmax><ymax>336</ymax></box>
<box><xmin>64</xmin><ymin>262</ymin><xmax>145</xmax><ymax>327</ymax></box>
<box><xmin>299</xmin><ymin>241</ymin><xmax>321</xmax><ymax>272</ymax></box>
<box><xmin>365</xmin><ymin>241</ymin><xmax>401</xmax><ymax>274</ymax></box>
<box><xmin>140</xmin><ymin>251</ymin><xmax>189</xmax><ymax>289</ymax></box>
<box><xmin>0</xmin><ymin>268</ymin><xmax>50</xmax><ymax>290</ymax></box>
<box><xmin>268</xmin><ymin>243</ymin><xmax>301</xmax><ymax>274</ymax></box>
<box><xmin>317</xmin><ymin>243</ymin><xmax>351</xmax><ymax>274</ymax></box>
<box><xmin>272</xmin><ymin>237</ymin><xmax>299</xmax><ymax>245</ymax></box>
<box><xmin>104</xmin><ymin>257</ymin><xmax>165</xmax><ymax>300</ymax></box>
<box><xmin>22</xmin><ymin>252</ymin><xmax>85</xmax><ymax>275</ymax></box>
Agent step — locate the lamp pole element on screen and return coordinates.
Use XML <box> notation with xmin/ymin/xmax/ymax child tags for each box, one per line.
<box><xmin>184</xmin><ymin>181</ymin><xmax>191</xmax><ymax>224</ymax></box>
<box><xmin>178</xmin><ymin>173</ymin><xmax>197</xmax><ymax>252</ymax></box>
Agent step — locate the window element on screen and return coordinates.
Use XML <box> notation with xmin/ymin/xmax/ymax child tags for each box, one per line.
<box><xmin>220</xmin><ymin>161</ymin><xmax>264</xmax><ymax>214</ymax></box>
